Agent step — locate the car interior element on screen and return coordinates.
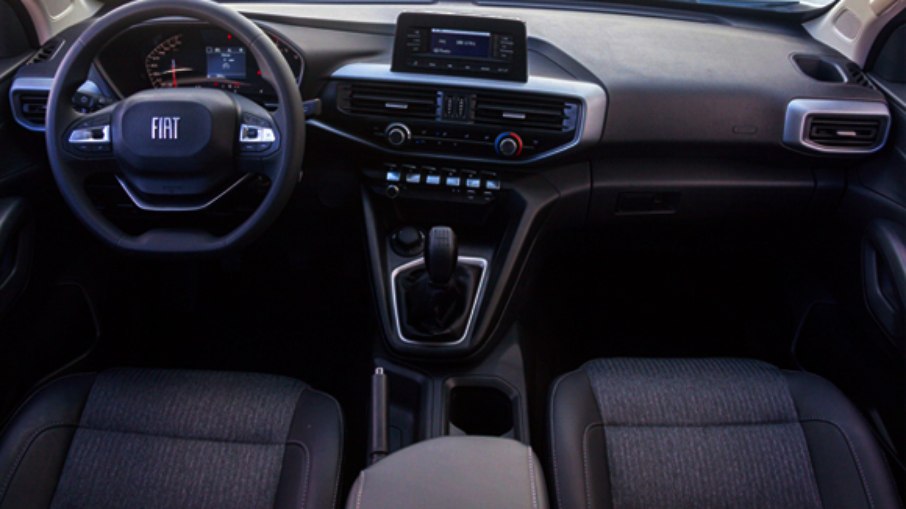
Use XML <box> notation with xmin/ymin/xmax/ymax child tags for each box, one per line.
<box><xmin>0</xmin><ymin>0</ymin><xmax>905</xmax><ymax>506</ymax></box>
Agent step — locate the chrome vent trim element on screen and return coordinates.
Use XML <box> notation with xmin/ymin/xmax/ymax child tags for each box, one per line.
<box><xmin>783</xmin><ymin>99</ymin><xmax>890</xmax><ymax>155</ymax></box>
<box><xmin>9</xmin><ymin>77</ymin><xmax>53</xmax><ymax>132</ymax></box>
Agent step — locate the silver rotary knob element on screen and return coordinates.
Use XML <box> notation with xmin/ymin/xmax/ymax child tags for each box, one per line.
<box><xmin>385</xmin><ymin>123</ymin><xmax>411</xmax><ymax>147</ymax></box>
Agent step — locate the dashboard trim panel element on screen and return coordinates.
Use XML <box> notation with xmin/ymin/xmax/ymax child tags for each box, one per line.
<box><xmin>317</xmin><ymin>62</ymin><xmax>607</xmax><ymax>165</ymax></box>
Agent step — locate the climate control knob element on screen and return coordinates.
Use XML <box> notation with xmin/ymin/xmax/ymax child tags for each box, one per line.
<box><xmin>385</xmin><ymin>123</ymin><xmax>411</xmax><ymax>147</ymax></box>
<box><xmin>495</xmin><ymin>132</ymin><xmax>523</xmax><ymax>158</ymax></box>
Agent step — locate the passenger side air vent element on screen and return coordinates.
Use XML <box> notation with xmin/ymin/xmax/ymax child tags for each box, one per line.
<box><xmin>13</xmin><ymin>91</ymin><xmax>48</xmax><ymax>128</ymax></box>
<box><xmin>338</xmin><ymin>82</ymin><xmax>437</xmax><ymax>119</ymax></box>
<box><xmin>474</xmin><ymin>92</ymin><xmax>578</xmax><ymax>132</ymax></box>
<box><xmin>806</xmin><ymin>116</ymin><xmax>884</xmax><ymax>148</ymax></box>
<box><xmin>27</xmin><ymin>39</ymin><xmax>63</xmax><ymax>65</ymax></box>
<box><xmin>784</xmin><ymin>99</ymin><xmax>890</xmax><ymax>155</ymax></box>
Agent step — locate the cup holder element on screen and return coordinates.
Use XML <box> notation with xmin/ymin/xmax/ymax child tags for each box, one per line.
<box><xmin>445</xmin><ymin>379</ymin><xmax>519</xmax><ymax>438</ymax></box>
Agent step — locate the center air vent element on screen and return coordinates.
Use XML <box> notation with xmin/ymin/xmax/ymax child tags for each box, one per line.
<box><xmin>338</xmin><ymin>82</ymin><xmax>437</xmax><ymax>119</ymax></box>
<box><xmin>474</xmin><ymin>92</ymin><xmax>577</xmax><ymax>131</ymax></box>
<box><xmin>806</xmin><ymin>116</ymin><xmax>884</xmax><ymax>148</ymax></box>
<box><xmin>13</xmin><ymin>91</ymin><xmax>48</xmax><ymax>129</ymax></box>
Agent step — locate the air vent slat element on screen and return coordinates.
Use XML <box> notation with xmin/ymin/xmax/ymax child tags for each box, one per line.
<box><xmin>806</xmin><ymin>116</ymin><xmax>883</xmax><ymax>148</ymax></box>
<box><xmin>340</xmin><ymin>81</ymin><xmax>438</xmax><ymax>120</ymax></box>
<box><xmin>16</xmin><ymin>92</ymin><xmax>48</xmax><ymax>126</ymax></box>
<box><xmin>474</xmin><ymin>92</ymin><xmax>576</xmax><ymax>132</ymax></box>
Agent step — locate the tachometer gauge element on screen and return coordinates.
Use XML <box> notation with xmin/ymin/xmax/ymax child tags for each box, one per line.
<box><xmin>145</xmin><ymin>34</ymin><xmax>188</xmax><ymax>88</ymax></box>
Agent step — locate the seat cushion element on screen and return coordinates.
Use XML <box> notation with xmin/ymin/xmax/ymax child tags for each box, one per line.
<box><xmin>0</xmin><ymin>368</ymin><xmax>343</xmax><ymax>509</ymax></box>
<box><xmin>548</xmin><ymin>358</ymin><xmax>902</xmax><ymax>509</ymax></box>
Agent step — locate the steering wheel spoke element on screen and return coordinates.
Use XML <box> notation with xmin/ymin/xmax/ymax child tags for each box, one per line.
<box><xmin>234</xmin><ymin>97</ymin><xmax>284</xmax><ymax>181</ymax></box>
<box><xmin>62</xmin><ymin>106</ymin><xmax>117</xmax><ymax>171</ymax></box>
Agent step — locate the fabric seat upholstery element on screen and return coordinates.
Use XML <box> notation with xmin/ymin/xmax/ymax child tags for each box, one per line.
<box><xmin>0</xmin><ymin>368</ymin><xmax>343</xmax><ymax>509</ymax></box>
<box><xmin>548</xmin><ymin>358</ymin><xmax>902</xmax><ymax>509</ymax></box>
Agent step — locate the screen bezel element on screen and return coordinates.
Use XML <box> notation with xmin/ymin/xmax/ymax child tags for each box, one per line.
<box><xmin>392</xmin><ymin>13</ymin><xmax>528</xmax><ymax>82</ymax></box>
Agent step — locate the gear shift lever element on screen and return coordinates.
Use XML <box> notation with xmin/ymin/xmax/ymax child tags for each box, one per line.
<box><xmin>425</xmin><ymin>226</ymin><xmax>458</xmax><ymax>286</ymax></box>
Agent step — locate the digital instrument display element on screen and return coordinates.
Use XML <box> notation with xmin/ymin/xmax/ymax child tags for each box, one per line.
<box><xmin>206</xmin><ymin>46</ymin><xmax>246</xmax><ymax>80</ymax></box>
<box><xmin>429</xmin><ymin>29</ymin><xmax>491</xmax><ymax>59</ymax></box>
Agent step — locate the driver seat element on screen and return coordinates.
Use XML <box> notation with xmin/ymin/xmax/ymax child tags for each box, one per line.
<box><xmin>0</xmin><ymin>368</ymin><xmax>343</xmax><ymax>509</ymax></box>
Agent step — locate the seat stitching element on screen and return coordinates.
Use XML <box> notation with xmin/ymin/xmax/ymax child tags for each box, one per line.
<box><xmin>330</xmin><ymin>393</ymin><xmax>344</xmax><ymax>509</ymax></box>
<box><xmin>73</xmin><ymin>425</ymin><xmax>286</xmax><ymax>446</ymax></box>
<box><xmin>800</xmin><ymin>418</ymin><xmax>875</xmax><ymax>509</ymax></box>
<box><xmin>355</xmin><ymin>471</ymin><xmax>366</xmax><ymax>509</ymax></box>
<box><xmin>284</xmin><ymin>441</ymin><xmax>312</xmax><ymax>509</ymax></box>
<box><xmin>582</xmin><ymin>422</ymin><xmax>604</xmax><ymax>509</ymax></box>
<box><xmin>601</xmin><ymin>420</ymin><xmax>798</xmax><ymax>429</ymax></box>
<box><xmin>549</xmin><ymin>373</ymin><xmax>567</xmax><ymax>509</ymax></box>
<box><xmin>527</xmin><ymin>446</ymin><xmax>539</xmax><ymax>509</ymax></box>
<box><xmin>0</xmin><ymin>422</ymin><xmax>77</xmax><ymax>503</ymax></box>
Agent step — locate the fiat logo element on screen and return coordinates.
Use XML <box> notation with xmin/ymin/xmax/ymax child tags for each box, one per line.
<box><xmin>150</xmin><ymin>116</ymin><xmax>181</xmax><ymax>140</ymax></box>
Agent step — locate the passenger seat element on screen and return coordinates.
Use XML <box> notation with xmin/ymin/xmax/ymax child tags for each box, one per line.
<box><xmin>548</xmin><ymin>358</ymin><xmax>901</xmax><ymax>509</ymax></box>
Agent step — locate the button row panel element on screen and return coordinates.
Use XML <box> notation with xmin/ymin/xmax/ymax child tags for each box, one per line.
<box><xmin>384</xmin><ymin>163</ymin><xmax>501</xmax><ymax>192</ymax></box>
<box><xmin>364</xmin><ymin>162</ymin><xmax>502</xmax><ymax>204</ymax></box>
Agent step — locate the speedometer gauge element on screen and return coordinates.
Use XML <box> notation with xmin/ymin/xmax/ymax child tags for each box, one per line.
<box><xmin>145</xmin><ymin>34</ymin><xmax>185</xmax><ymax>88</ymax></box>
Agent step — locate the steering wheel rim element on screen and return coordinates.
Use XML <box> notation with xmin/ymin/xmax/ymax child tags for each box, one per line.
<box><xmin>46</xmin><ymin>0</ymin><xmax>305</xmax><ymax>255</ymax></box>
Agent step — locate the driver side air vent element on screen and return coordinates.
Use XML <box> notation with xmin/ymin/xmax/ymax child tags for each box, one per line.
<box><xmin>338</xmin><ymin>82</ymin><xmax>438</xmax><ymax>119</ymax></box>
<box><xmin>806</xmin><ymin>116</ymin><xmax>884</xmax><ymax>148</ymax></box>
<box><xmin>28</xmin><ymin>39</ymin><xmax>63</xmax><ymax>65</ymax></box>
<box><xmin>474</xmin><ymin>92</ymin><xmax>578</xmax><ymax>132</ymax></box>
<box><xmin>12</xmin><ymin>91</ymin><xmax>48</xmax><ymax>129</ymax></box>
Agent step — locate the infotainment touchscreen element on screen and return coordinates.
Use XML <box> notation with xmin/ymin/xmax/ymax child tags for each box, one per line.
<box><xmin>429</xmin><ymin>29</ymin><xmax>492</xmax><ymax>59</ymax></box>
<box><xmin>392</xmin><ymin>13</ymin><xmax>528</xmax><ymax>82</ymax></box>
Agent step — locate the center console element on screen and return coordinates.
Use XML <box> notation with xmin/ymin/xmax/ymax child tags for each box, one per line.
<box><xmin>313</xmin><ymin>12</ymin><xmax>603</xmax><ymax>357</ymax></box>
<box><xmin>348</xmin><ymin>436</ymin><xmax>548</xmax><ymax>509</ymax></box>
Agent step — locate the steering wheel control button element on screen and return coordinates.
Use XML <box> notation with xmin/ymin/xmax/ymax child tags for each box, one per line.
<box><xmin>239</xmin><ymin>124</ymin><xmax>276</xmax><ymax>143</ymax></box>
<box><xmin>385</xmin><ymin>123</ymin><xmax>411</xmax><ymax>147</ymax></box>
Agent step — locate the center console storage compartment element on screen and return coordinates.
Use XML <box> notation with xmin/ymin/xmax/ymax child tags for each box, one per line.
<box><xmin>347</xmin><ymin>436</ymin><xmax>548</xmax><ymax>509</ymax></box>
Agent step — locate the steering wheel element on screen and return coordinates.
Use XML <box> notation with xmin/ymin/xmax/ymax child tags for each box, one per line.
<box><xmin>46</xmin><ymin>0</ymin><xmax>304</xmax><ymax>254</ymax></box>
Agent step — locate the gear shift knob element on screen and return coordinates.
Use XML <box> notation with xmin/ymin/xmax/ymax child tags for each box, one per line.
<box><xmin>425</xmin><ymin>226</ymin><xmax>458</xmax><ymax>286</ymax></box>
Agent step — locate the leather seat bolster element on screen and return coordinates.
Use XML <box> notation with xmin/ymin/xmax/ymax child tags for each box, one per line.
<box><xmin>783</xmin><ymin>370</ymin><xmax>903</xmax><ymax>509</ymax></box>
<box><xmin>276</xmin><ymin>386</ymin><xmax>345</xmax><ymax>509</ymax></box>
<box><xmin>547</xmin><ymin>369</ymin><xmax>611</xmax><ymax>509</ymax></box>
<box><xmin>0</xmin><ymin>374</ymin><xmax>97</xmax><ymax>509</ymax></box>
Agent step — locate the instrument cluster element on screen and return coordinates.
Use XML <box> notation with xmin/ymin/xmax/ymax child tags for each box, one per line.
<box><xmin>96</xmin><ymin>23</ymin><xmax>303</xmax><ymax>108</ymax></box>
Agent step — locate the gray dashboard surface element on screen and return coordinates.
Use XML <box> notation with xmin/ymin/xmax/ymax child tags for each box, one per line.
<box><xmin>12</xmin><ymin>1</ymin><xmax>889</xmax><ymax>153</ymax></box>
<box><xmin>234</xmin><ymin>2</ymin><xmax>886</xmax><ymax>149</ymax></box>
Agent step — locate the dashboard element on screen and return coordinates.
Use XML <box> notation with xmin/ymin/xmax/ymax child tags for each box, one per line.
<box><xmin>95</xmin><ymin>22</ymin><xmax>304</xmax><ymax>108</ymax></box>
<box><xmin>9</xmin><ymin>2</ymin><xmax>894</xmax><ymax>166</ymax></box>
